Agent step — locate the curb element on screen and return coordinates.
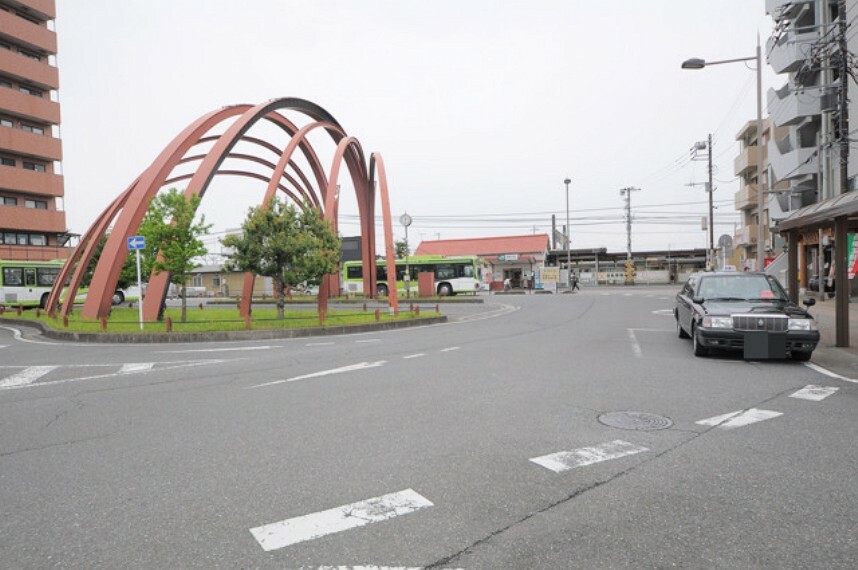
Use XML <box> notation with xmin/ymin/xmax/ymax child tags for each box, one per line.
<box><xmin>0</xmin><ymin>315</ymin><xmax>447</xmax><ymax>344</ymax></box>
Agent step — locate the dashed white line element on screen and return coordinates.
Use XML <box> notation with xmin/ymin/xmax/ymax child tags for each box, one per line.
<box><xmin>306</xmin><ymin>342</ymin><xmax>335</xmax><ymax>346</ymax></box>
<box><xmin>0</xmin><ymin>345</ymin><xmax>7</xmax><ymax>349</ymax></box>
<box><xmin>250</xmin><ymin>361</ymin><xmax>387</xmax><ymax>388</ymax></box>
<box><xmin>440</xmin><ymin>346</ymin><xmax>460</xmax><ymax>352</ymax></box>
<box><xmin>403</xmin><ymin>353</ymin><xmax>426</xmax><ymax>359</ymax></box>
<box><xmin>0</xmin><ymin>366</ymin><xmax>58</xmax><ymax>388</ymax></box>
<box><xmin>249</xmin><ymin>488</ymin><xmax>433</xmax><ymax>552</ymax></box>
<box><xmin>119</xmin><ymin>363</ymin><xmax>155</xmax><ymax>374</ymax></box>
<box><xmin>790</xmin><ymin>385</ymin><xmax>839</xmax><ymax>401</ymax></box>
<box><xmin>355</xmin><ymin>339</ymin><xmax>381</xmax><ymax>344</ymax></box>
<box><xmin>530</xmin><ymin>440</ymin><xmax>648</xmax><ymax>473</ymax></box>
<box><xmin>159</xmin><ymin>345</ymin><xmax>280</xmax><ymax>354</ymax></box>
<box><xmin>627</xmin><ymin>329</ymin><xmax>642</xmax><ymax>358</ymax></box>
<box><xmin>696</xmin><ymin>408</ymin><xmax>783</xmax><ymax>429</ymax></box>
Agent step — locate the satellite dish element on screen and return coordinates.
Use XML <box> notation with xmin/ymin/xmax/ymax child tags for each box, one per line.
<box><xmin>718</xmin><ymin>234</ymin><xmax>733</xmax><ymax>249</ymax></box>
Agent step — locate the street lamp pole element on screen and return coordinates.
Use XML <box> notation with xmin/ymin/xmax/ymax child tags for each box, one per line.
<box><xmin>564</xmin><ymin>177</ymin><xmax>571</xmax><ymax>287</ymax></box>
<box><xmin>682</xmin><ymin>37</ymin><xmax>765</xmax><ymax>270</ymax></box>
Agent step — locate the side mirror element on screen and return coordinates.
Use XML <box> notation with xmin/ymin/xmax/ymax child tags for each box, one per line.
<box><xmin>692</xmin><ymin>296</ymin><xmax>704</xmax><ymax>304</ymax></box>
<box><xmin>803</xmin><ymin>297</ymin><xmax>816</xmax><ymax>307</ymax></box>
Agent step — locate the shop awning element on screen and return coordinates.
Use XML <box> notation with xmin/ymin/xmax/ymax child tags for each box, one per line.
<box><xmin>778</xmin><ymin>191</ymin><xmax>858</xmax><ymax>231</ymax></box>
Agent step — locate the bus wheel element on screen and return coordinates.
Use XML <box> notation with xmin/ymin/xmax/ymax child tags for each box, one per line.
<box><xmin>112</xmin><ymin>291</ymin><xmax>125</xmax><ymax>305</ymax></box>
<box><xmin>437</xmin><ymin>283</ymin><xmax>453</xmax><ymax>296</ymax></box>
<box><xmin>40</xmin><ymin>293</ymin><xmax>50</xmax><ymax>309</ymax></box>
<box><xmin>376</xmin><ymin>284</ymin><xmax>388</xmax><ymax>297</ymax></box>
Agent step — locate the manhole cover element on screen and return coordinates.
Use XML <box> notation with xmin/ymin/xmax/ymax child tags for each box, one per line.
<box><xmin>598</xmin><ymin>411</ymin><xmax>673</xmax><ymax>431</ymax></box>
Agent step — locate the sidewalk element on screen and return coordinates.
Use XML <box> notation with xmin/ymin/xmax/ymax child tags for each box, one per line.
<box><xmin>805</xmin><ymin>298</ymin><xmax>858</xmax><ymax>379</ymax></box>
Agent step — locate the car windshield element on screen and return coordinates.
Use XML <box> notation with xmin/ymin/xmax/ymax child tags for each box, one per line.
<box><xmin>696</xmin><ymin>275</ymin><xmax>788</xmax><ymax>302</ymax></box>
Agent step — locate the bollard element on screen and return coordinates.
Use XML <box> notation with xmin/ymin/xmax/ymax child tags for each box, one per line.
<box><xmin>415</xmin><ymin>305</ymin><xmax>420</xmax><ymax>316</ymax></box>
<box><xmin>166</xmin><ymin>317</ymin><xmax>172</xmax><ymax>333</ymax></box>
<box><xmin>245</xmin><ymin>314</ymin><xmax>251</xmax><ymax>330</ymax></box>
<box><xmin>63</xmin><ymin>315</ymin><xmax>68</xmax><ymax>327</ymax></box>
<box><xmin>375</xmin><ymin>308</ymin><xmax>380</xmax><ymax>322</ymax></box>
<box><xmin>436</xmin><ymin>303</ymin><xmax>440</xmax><ymax>313</ymax></box>
<box><xmin>363</xmin><ymin>303</ymin><xmax>367</xmax><ymax>312</ymax></box>
<box><xmin>128</xmin><ymin>302</ymin><xmax>133</xmax><ymax>309</ymax></box>
<box><xmin>409</xmin><ymin>303</ymin><xmax>414</xmax><ymax>313</ymax></box>
<box><xmin>100</xmin><ymin>317</ymin><xmax>107</xmax><ymax>331</ymax></box>
<box><xmin>199</xmin><ymin>303</ymin><xmax>204</xmax><ymax>310</ymax></box>
<box><xmin>35</xmin><ymin>308</ymin><xmax>41</xmax><ymax>318</ymax></box>
<box><xmin>0</xmin><ymin>305</ymin><xmax>4</xmax><ymax>315</ymax></box>
<box><xmin>17</xmin><ymin>304</ymin><xmax>23</xmax><ymax>316</ymax></box>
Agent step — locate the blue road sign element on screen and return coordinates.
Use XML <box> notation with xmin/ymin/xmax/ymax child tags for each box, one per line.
<box><xmin>127</xmin><ymin>236</ymin><xmax>146</xmax><ymax>250</ymax></box>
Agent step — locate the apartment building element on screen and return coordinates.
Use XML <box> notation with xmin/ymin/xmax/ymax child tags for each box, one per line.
<box><xmin>0</xmin><ymin>0</ymin><xmax>70</xmax><ymax>261</ymax></box>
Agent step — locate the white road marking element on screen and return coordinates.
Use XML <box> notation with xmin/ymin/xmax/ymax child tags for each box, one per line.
<box><xmin>454</xmin><ymin>302</ymin><xmax>518</xmax><ymax>323</ymax></box>
<box><xmin>790</xmin><ymin>385</ymin><xmax>839</xmax><ymax>401</ymax></box>
<box><xmin>696</xmin><ymin>408</ymin><xmax>783</xmax><ymax>429</ymax></box>
<box><xmin>159</xmin><ymin>345</ymin><xmax>280</xmax><ymax>354</ymax></box>
<box><xmin>249</xmin><ymin>488</ymin><xmax>433</xmax><ymax>552</ymax></box>
<box><xmin>355</xmin><ymin>339</ymin><xmax>381</xmax><ymax>344</ymax></box>
<box><xmin>0</xmin><ymin>366</ymin><xmax>58</xmax><ymax>388</ymax></box>
<box><xmin>530</xmin><ymin>440</ymin><xmax>648</xmax><ymax>473</ymax></box>
<box><xmin>804</xmin><ymin>362</ymin><xmax>858</xmax><ymax>384</ymax></box>
<box><xmin>306</xmin><ymin>342</ymin><xmax>335</xmax><ymax>346</ymax></box>
<box><xmin>250</xmin><ymin>361</ymin><xmax>387</xmax><ymax>388</ymax></box>
<box><xmin>627</xmin><ymin>329</ymin><xmax>642</xmax><ymax>358</ymax></box>
<box><xmin>0</xmin><ymin>345</ymin><xmax>7</xmax><ymax>349</ymax></box>
<box><xmin>403</xmin><ymin>353</ymin><xmax>426</xmax><ymax>359</ymax></box>
<box><xmin>119</xmin><ymin>363</ymin><xmax>155</xmax><ymax>374</ymax></box>
<box><xmin>651</xmin><ymin>309</ymin><xmax>674</xmax><ymax>316</ymax></box>
<box><xmin>0</xmin><ymin>360</ymin><xmax>227</xmax><ymax>391</ymax></box>
<box><xmin>0</xmin><ymin>326</ymin><xmax>60</xmax><ymax>345</ymax></box>
<box><xmin>440</xmin><ymin>346</ymin><xmax>460</xmax><ymax>352</ymax></box>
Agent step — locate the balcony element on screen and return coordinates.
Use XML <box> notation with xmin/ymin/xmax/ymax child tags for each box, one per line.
<box><xmin>0</xmin><ymin>126</ymin><xmax>62</xmax><ymax>161</ymax></box>
<box><xmin>0</xmin><ymin>86</ymin><xmax>60</xmax><ymax>124</ymax></box>
<box><xmin>17</xmin><ymin>1</ymin><xmax>57</xmax><ymax>20</ymax></box>
<box><xmin>734</xmin><ymin>224</ymin><xmax>760</xmax><ymax>247</ymax></box>
<box><xmin>768</xmin><ymin>84</ymin><xmax>822</xmax><ymax>128</ymax></box>
<box><xmin>767</xmin><ymin>27</ymin><xmax>818</xmax><ymax>74</ymax></box>
<box><xmin>0</xmin><ymin>10</ymin><xmax>56</xmax><ymax>54</ymax></box>
<box><xmin>734</xmin><ymin>145</ymin><xmax>767</xmax><ymax>177</ymax></box>
<box><xmin>0</xmin><ymin>204</ymin><xmax>66</xmax><ymax>233</ymax></box>
<box><xmin>768</xmin><ymin>135</ymin><xmax>818</xmax><ymax>181</ymax></box>
<box><xmin>0</xmin><ymin>48</ymin><xmax>59</xmax><ymax>90</ymax></box>
<box><xmin>0</xmin><ymin>164</ymin><xmax>64</xmax><ymax>197</ymax></box>
<box><xmin>766</xmin><ymin>0</ymin><xmax>812</xmax><ymax>19</ymax></box>
<box><xmin>735</xmin><ymin>184</ymin><xmax>759</xmax><ymax>211</ymax></box>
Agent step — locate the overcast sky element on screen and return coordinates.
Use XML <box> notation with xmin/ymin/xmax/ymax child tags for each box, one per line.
<box><xmin>55</xmin><ymin>0</ymin><xmax>778</xmax><ymax>255</ymax></box>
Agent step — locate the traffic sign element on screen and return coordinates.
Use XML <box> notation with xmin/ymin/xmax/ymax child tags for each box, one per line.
<box><xmin>127</xmin><ymin>236</ymin><xmax>146</xmax><ymax>250</ymax></box>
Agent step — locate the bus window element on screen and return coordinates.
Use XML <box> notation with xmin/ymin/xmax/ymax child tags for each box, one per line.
<box><xmin>377</xmin><ymin>265</ymin><xmax>387</xmax><ymax>281</ymax></box>
<box><xmin>36</xmin><ymin>267</ymin><xmax>60</xmax><ymax>286</ymax></box>
<box><xmin>347</xmin><ymin>265</ymin><xmax>363</xmax><ymax>280</ymax></box>
<box><xmin>24</xmin><ymin>268</ymin><xmax>36</xmax><ymax>287</ymax></box>
<box><xmin>456</xmin><ymin>263</ymin><xmax>474</xmax><ymax>278</ymax></box>
<box><xmin>396</xmin><ymin>265</ymin><xmax>407</xmax><ymax>281</ymax></box>
<box><xmin>2</xmin><ymin>267</ymin><xmax>23</xmax><ymax>286</ymax></box>
<box><xmin>435</xmin><ymin>264</ymin><xmax>455</xmax><ymax>280</ymax></box>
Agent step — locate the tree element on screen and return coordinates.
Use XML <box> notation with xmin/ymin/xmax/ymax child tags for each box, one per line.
<box><xmin>395</xmin><ymin>239</ymin><xmax>409</xmax><ymax>259</ymax></box>
<box><xmin>138</xmin><ymin>188</ymin><xmax>211</xmax><ymax>322</ymax></box>
<box><xmin>80</xmin><ymin>234</ymin><xmax>137</xmax><ymax>290</ymax></box>
<box><xmin>221</xmin><ymin>199</ymin><xmax>341</xmax><ymax>319</ymax></box>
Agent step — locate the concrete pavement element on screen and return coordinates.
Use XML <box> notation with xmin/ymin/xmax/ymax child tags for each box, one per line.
<box><xmin>805</xmin><ymin>298</ymin><xmax>858</xmax><ymax>379</ymax></box>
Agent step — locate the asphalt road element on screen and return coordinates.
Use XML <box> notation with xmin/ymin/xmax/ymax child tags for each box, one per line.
<box><xmin>1</xmin><ymin>287</ymin><xmax>856</xmax><ymax>568</ymax></box>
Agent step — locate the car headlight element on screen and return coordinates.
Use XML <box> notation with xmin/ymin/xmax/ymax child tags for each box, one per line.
<box><xmin>702</xmin><ymin>316</ymin><xmax>733</xmax><ymax>329</ymax></box>
<box><xmin>788</xmin><ymin>318</ymin><xmax>817</xmax><ymax>331</ymax></box>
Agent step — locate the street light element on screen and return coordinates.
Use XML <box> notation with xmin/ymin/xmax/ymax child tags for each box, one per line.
<box><xmin>682</xmin><ymin>37</ymin><xmax>765</xmax><ymax>270</ymax></box>
<box><xmin>564</xmin><ymin>177</ymin><xmax>571</xmax><ymax>287</ymax></box>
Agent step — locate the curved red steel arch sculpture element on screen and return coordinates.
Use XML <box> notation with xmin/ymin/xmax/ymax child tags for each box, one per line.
<box><xmin>48</xmin><ymin>98</ymin><xmax>399</xmax><ymax>321</ymax></box>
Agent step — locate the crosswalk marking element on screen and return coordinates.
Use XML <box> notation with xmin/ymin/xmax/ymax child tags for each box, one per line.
<box><xmin>119</xmin><ymin>363</ymin><xmax>155</xmax><ymax>374</ymax></box>
<box><xmin>696</xmin><ymin>408</ymin><xmax>783</xmax><ymax>429</ymax></box>
<box><xmin>790</xmin><ymin>385</ymin><xmax>839</xmax><ymax>401</ymax></box>
<box><xmin>0</xmin><ymin>366</ymin><xmax>58</xmax><ymax>388</ymax></box>
<box><xmin>250</xmin><ymin>489</ymin><xmax>433</xmax><ymax>552</ymax></box>
<box><xmin>530</xmin><ymin>440</ymin><xmax>649</xmax><ymax>473</ymax></box>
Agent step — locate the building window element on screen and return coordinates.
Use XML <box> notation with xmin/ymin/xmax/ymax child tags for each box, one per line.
<box><xmin>22</xmin><ymin>161</ymin><xmax>46</xmax><ymax>172</ymax></box>
<box><xmin>21</xmin><ymin>124</ymin><xmax>44</xmax><ymax>135</ymax></box>
<box><xmin>30</xmin><ymin>234</ymin><xmax>47</xmax><ymax>247</ymax></box>
<box><xmin>3</xmin><ymin>232</ymin><xmax>16</xmax><ymax>244</ymax></box>
<box><xmin>17</xmin><ymin>233</ymin><xmax>28</xmax><ymax>245</ymax></box>
<box><xmin>19</xmin><ymin>85</ymin><xmax>42</xmax><ymax>97</ymax></box>
<box><xmin>25</xmin><ymin>199</ymin><xmax>47</xmax><ymax>209</ymax></box>
<box><xmin>0</xmin><ymin>118</ymin><xmax>12</xmax><ymax>128</ymax></box>
<box><xmin>1</xmin><ymin>197</ymin><xmax>16</xmax><ymax>206</ymax></box>
<box><xmin>192</xmin><ymin>275</ymin><xmax>203</xmax><ymax>287</ymax></box>
<box><xmin>0</xmin><ymin>157</ymin><xmax>14</xmax><ymax>167</ymax></box>
<box><xmin>0</xmin><ymin>78</ymin><xmax>11</xmax><ymax>88</ymax></box>
<box><xmin>212</xmin><ymin>276</ymin><xmax>221</xmax><ymax>287</ymax></box>
<box><xmin>18</xmin><ymin>49</ymin><xmax>41</xmax><ymax>62</ymax></box>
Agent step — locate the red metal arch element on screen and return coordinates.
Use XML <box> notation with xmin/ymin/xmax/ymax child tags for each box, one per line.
<box><xmin>59</xmin><ymin>98</ymin><xmax>398</xmax><ymax>324</ymax></box>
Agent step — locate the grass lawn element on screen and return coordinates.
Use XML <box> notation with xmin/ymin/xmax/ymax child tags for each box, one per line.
<box><xmin>3</xmin><ymin>305</ymin><xmax>439</xmax><ymax>334</ymax></box>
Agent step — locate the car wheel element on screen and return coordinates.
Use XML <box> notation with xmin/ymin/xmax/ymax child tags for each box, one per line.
<box><xmin>437</xmin><ymin>283</ymin><xmax>453</xmax><ymax>296</ymax></box>
<box><xmin>792</xmin><ymin>351</ymin><xmax>812</xmax><ymax>362</ymax></box>
<box><xmin>376</xmin><ymin>284</ymin><xmax>388</xmax><ymax>297</ymax></box>
<box><xmin>112</xmin><ymin>291</ymin><xmax>125</xmax><ymax>305</ymax></box>
<box><xmin>692</xmin><ymin>324</ymin><xmax>708</xmax><ymax>357</ymax></box>
<box><xmin>676</xmin><ymin>314</ymin><xmax>689</xmax><ymax>339</ymax></box>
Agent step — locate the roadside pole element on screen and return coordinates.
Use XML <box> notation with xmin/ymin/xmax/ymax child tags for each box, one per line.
<box><xmin>127</xmin><ymin>235</ymin><xmax>146</xmax><ymax>330</ymax></box>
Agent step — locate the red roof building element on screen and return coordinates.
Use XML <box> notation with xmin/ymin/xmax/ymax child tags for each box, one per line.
<box><xmin>415</xmin><ymin>234</ymin><xmax>549</xmax><ymax>290</ymax></box>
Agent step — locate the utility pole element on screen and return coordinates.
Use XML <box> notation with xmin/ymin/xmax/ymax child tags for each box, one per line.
<box><xmin>619</xmin><ymin>187</ymin><xmax>640</xmax><ymax>260</ymax></box>
<box><xmin>838</xmin><ymin>0</ymin><xmax>849</xmax><ymax>195</ymax></box>
<box><xmin>691</xmin><ymin>137</ymin><xmax>715</xmax><ymax>269</ymax></box>
<box><xmin>564</xmin><ymin>177</ymin><xmax>571</xmax><ymax>287</ymax></box>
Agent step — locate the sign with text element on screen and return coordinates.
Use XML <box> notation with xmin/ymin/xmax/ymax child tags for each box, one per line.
<box><xmin>498</xmin><ymin>254</ymin><xmax>519</xmax><ymax>262</ymax></box>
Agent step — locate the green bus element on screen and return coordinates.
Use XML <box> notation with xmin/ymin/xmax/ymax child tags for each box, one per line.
<box><xmin>0</xmin><ymin>259</ymin><xmax>127</xmax><ymax>308</ymax></box>
<box><xmin>342</xmin><ymin>255</ymin><xmax>483</xmax><ymax>296</ymax></box>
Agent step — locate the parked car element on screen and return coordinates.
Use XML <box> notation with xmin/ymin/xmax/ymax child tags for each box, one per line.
<box><xmin>675</xmin><ymin>271</ymin><xmax>819</xmax><ymax>360</ymax></box>
<box><xmin>807</xmin><ymin>275</ymin><xmax>834</xmax><ymax>294</ymax></box>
